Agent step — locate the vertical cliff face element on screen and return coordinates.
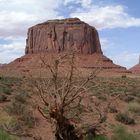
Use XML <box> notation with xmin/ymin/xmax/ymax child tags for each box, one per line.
<box><xmin>25</xmin><ymin>18</ymin><xmax>103</xmax><ymax>55</ymax></box>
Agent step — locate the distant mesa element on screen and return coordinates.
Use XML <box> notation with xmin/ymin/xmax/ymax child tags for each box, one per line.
<box><xmin>0</xmin><ymin>64</ymin><xmax>6</xmax><ymax>67</ymax></box>
<box><xmin>24</xmin><ymin>18</ymin><xmax>125</xmax><ymax>69</ymax></box>
<box><xmin>129</xmin><ymin>55</ymin><xmax>140</xmax><ymax>74</ymax></box>
<box><xmin>0</xmin><ymin>18</ymin><xmax>128</xmax><ymax>76</ymax></box>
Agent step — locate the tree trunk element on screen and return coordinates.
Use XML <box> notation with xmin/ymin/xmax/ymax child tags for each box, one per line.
<box><xmin>55</xmin><ymin>118</ymin><xmax>79</xmax><ymax>140</ymax></box>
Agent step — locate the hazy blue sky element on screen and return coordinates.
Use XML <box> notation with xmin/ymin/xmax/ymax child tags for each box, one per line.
<box><xmin>0</xmin><ymin>0</ymin><xmax>140</xmax><ymax>68</ymax></box>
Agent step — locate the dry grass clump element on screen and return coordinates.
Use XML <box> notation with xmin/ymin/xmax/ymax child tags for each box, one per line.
<box><xmin>115</xmin><ymin>112</ymin><xmax>135</xmax><ymax>125</ymax></box>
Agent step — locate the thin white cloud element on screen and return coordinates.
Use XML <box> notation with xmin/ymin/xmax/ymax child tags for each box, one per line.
<box><xmin>0</xmin><ymin>0</ymin><xmax>63</xmax><ymax>38</ymax></box>
<box><xmin>0</xmin><ymin>11</ymin><xmax>38</xmax><ymax>37</ymax></box>
<box><xmin>0</xmin><ymin>38</ymin><xmax>25</xmax><ymax>63</ymax></box>
<box><xmin>0</xmin><ymin>41</ymin><xmax>25</xmax><ymax>51</ymax></box>
<box><xmin>99</xmin><ymin>38</ymin><xmax>140</xmax><ymax>68</ymax></box>
<box><xmin>0</xmin><ymin>50</ymin><xmax>24</xmax><ymax>64</ymax></box>
<box><xmin>109</xmin><ymin>52</ymin><xmax>139</xmax><ymax>68</ymax></box>
<box><xmin>64</xmin><ymin>0</ymin><xmax>92</xmax><ymax>8</ymax></box>
<box><xmin>100</xmin><ymin>38</ymin><xmax>113</xmax><ymax>50</ymax></box>
<box><xmin>70</xmin><ymin>4</ymin><xmax>140</xmax><ymax>29</ymax></box>
<box><xmin>0</xmin><ymin>37</ymin><xmax>25</xmax><ymax>52</ymax></box>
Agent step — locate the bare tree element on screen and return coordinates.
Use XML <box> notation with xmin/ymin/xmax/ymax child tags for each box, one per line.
<box><xmin>27</xmin><ymin>52</ymin><xmax>117</xmax><ymax>140</ymax></box>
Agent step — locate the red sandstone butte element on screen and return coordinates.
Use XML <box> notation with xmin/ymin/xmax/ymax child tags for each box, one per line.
<box><xmin>0</xmin><ymin>18</ymin><xmax>128</xmax><ymax>76</ymax></box>
<box><xmin>25</xmin><ymin>18</ymin><xmax>102</xmax><ymax>55</ymax></box>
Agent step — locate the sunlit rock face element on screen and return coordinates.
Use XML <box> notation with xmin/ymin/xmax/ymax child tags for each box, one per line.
<box><xmin>25</xmin><ymin>18</ymin><xmax>103</xmax><ymax>55</ymax></box>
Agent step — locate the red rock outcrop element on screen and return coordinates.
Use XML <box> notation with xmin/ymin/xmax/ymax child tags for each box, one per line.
<box><xmin>130</xmin><ymin>64</ymin><xmax>140</xmax><ymax>74</ymax></box>
<box><xmin>129</xmin><ymin>56</ymin><xmax>140</xmax><ymax>74</ymax></box>
<box><xmin>25</xmin><ymin>18</ymin><xmax>102</xmax><ymax>55</ymax></box>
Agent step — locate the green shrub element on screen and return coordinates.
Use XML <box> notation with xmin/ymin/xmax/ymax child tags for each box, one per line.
<box><xmin>6</xmin><ymin>102</ymin><xmax>26</xmax><ymax>115</ymax></box>
<box><xmin>2</xmin><ymin>88</ymin><xmax>12</xmax><ymax>95</ymax></box>
<box><xmin>136</xmin><ymin>98</ymin><xmax>140</xmax><ymax>104</ymax></box>
<box><xmin>0</xmin><ymin>116</ymin><xmax>24</xmax><ymax>135</ymax></box>
<box><xmin>120</xmin><ymin>95</ymin><xmax>134</xmax><ymax>102</ymax></box>
<box><xmin>0</xmin><ymin>77</ymin><xmax>18</xmax><ymax>85</ymax></box>
<box><xmin>0</xmin><ymin>95</ymin><xmax>7</xmax><ymax>103</ymax></box>
<box><xmin>5</xmin><ymin>120</ymin><xmax>24</xmax><ymax>134</ymax></box>
<box><xmin>5</xmin><ymin>91</ymin><xmax>35</xmax><ymax>129</ymax></box>
<box><xmin>6</xmin><ymin>92</ymin><xmax>28</xmax><ymax>115</ymax></box>
<box><xmin>109</xmin><ymin>106</ymin><xmax>118</xmax><ymax>113</ymax></box>
<box><xmin>85</xmin><ymin>135</ymin><xmax>108</xmax><ymax>140</ymax></box>
<box><xmin>14</xmin><ymin>93</ymin><xmax>27</xmax><ymax>104</ymax></box>
<box><xmin>20</xmin><ymin>110</ymin><xmax>35</xmax><ymax>128</ymax></box>
<box><xmin>0</xmin><ymin>86</ymin><xmax>12</xmax><ymax>95</ymax></box>
<box><xmin>121</xmin><ymin>75</ymin><xmax>127</xmax><ymax>79</ymax></box>
<box><xmin>115</xmin><ymin>112</ymin><xmax>135</xmax><ymax>125</ymax></box>
<box><xmin>0</xmin><ymin>129</ymin><xmax>16</xmax><ymax>140</ymax></box>
<box><xmin>97</xmin><ymin>95</ymin><xmax>107</xmax><ymax>101</ymax></box>
<box><xmin>129</xmin><ymin>102</ymin><xmax>140</xmax><ymax>114</ymax></box>
<box><xmin>132</xmin><ymin>92</ymin><xmax>140</xmax><ymax>97</ymax></box>
<box><xmin>111</xmin><ymin>126</ymin><xmax>138</xmax><ymax>140</ymax></box>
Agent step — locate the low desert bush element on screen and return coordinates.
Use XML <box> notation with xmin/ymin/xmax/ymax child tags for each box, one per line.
<box><xmin>6</xmin><ymin>92</ymin><xmax>35</xmax><ymax>129</ymax></box>
<box><xmin>6</xmin><ymin>91</ymin><xmax>28</xmax><ymax>115</ymax></box>
<box><xmin>97</xmin><ymin>95</ymin><xmax>107</xmax><ymax>101</ymax></box>
<box><xmin>6</xmin><ymin>120</ymin><xmax>24</xmax><ymax>134</ymax></box>
<box><xmin>0</xmin><ymin>116</ymin><xmax>26</xmax><ymax>136</ymax></box>
<box><xmin>111</xmin><ymin>125</ymin><xmax>138</xmax><ymax>140</ymax></box>
<box><xmin>2</xmin><ymin>87</ymin><xmax>12</xmax><ymax>95</ymax></box>
<box><xmin>120</xmin><ymin>95</ymin><xmax>134</xmax><ymax>102</ymax></box>
<box><xmin>14</xmin><ymin>92</ymin><xmax>28</xmax><ymax>104</ymax></box>
<box><xmin>0</xmin><ymin>94</ymin><xmax>7</xmax><ymax>103</ymax></box>
<box><xmin>129</xmin><ymin>102</ymin><xmax>140</xmax><ymax>115</ymax></box>
<box><xmin>136</xmin><ymin>98</ymin><xmax>140</xmax><ymax>104</ymax></box>
<box><xmin>132</xmin><ymin>91</ymin><xmax>140</xmax><ymax>97</ymax></box>
<box><xmin>115</xmin><ymin>112</ymin><xmax>135</xmax><ymax>125</ymax></box>
<box><xmin>0</xmin><ymin>85</ymin><xmax>13</xmax><ymax>95</ymax></box>
<box><xmin>85</xmin><ymin>135</ymin><xmax>108</xmax><ymax>140</ymax></box>
<box><xmin>0</xmin><ymin>77</ymin><xmax>18</xmax><ymax>85</ymax></box>
<box><xmin>6</xmin><ymin>102</ymin><xmax>26</xmax><ymax>115</ymax></box>
<box><xmin>121</xmin><ymin>75</ymin><xmax>127</xmax><ymax>79</ymax></box>
<box><xmin>20</xmin><ymin>110</ymin><xmax>35</xmax><ymax>128</ymax></box>
<box><xmin>109</xmin><ymin>106</ymin><xmax>118</xmax><ymax>113</ymax></box>
<box><xmin>0</xmin><ymin>129</ymin><xmax>16</xmax><ymax>140</ymax></box>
